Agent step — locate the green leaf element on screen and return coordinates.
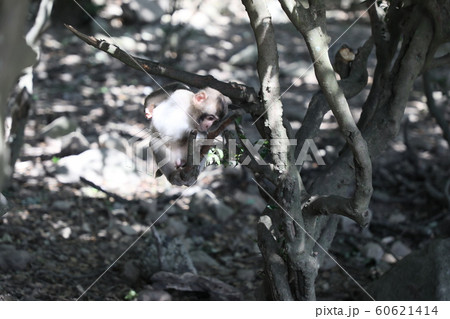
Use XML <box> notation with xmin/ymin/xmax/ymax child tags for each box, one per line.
<box><xmin>216</xmin><ymin>148</ymin><xmax>224</xmax><ymax>159</ymax></box>
<box><xmin>124</xmin><ymin>289</ymin><xmax>137</xmax><ymax>301</ymax></box>
<box><xmin>206</xmin><ymin>147</ymin><xmax>224</xmax><ymax>166</ymax></box>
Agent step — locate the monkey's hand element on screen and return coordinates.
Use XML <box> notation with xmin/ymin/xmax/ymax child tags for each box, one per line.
<box><xmin>207</xmin><ymin>110</ymin><xmax>240</xmax><ymax>140</ymax></box>
<box><xmin>168</xmin><ymin>165</ymin><xmax>201</xmax><ymax>186</ymax></box>
<box><xmin>199</xmin><ymin>110</ymin><xmax>241</xmax><ymax>157</ymax></box>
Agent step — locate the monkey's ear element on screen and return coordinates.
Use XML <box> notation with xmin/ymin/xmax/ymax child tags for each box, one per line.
<box><xmin>219</xmin><ymin>95</ymin><xmax>231</xmax><ymax>117</ymax></box>
<box><xmin>145</xmin><ymin>103</ymin><xmax>155</xmax><ymax>119</ymax></box>
<box><xmin>223</xmin><ymin>96</ymin><xmax>232</xmax><ymax>107</ymax></box>
<box><xmin>194</xmin><ymin>91</ymin><xmax>208</xmax><ymax>104</ymax></box>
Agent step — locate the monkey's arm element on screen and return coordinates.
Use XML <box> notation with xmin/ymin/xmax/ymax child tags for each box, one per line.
<box><xmin>150</xmin><ymin>129</ymin><xmax>199</xmax><ymax>186</ymax></box>
<box><xmin>199</xmin><ymin>110</ymin><xmax>242</xmax><ymax>157</ymax></box>
<box><xmin>172</xmin><ymin>130</ymin><xmax>201</xmax><ymax>186</ymax></box>
<box><xmin>144</xmin><ymin>83</ymin><xmax>190</xmax><ymax>119</ymax></box>
<box><xmin>174</xmin><ymin>111</ymin><xmax>241</xmax><ymax>185</ymax></box>
<box><xmin>149</xmin><ymin>131</ymin><xmax>177</xmax><ymax>177</ymax></box>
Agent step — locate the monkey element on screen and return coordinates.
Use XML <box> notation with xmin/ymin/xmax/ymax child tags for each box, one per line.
<box><xmin>144</xmin><ymin>83</ymin><xmax>230</xmax><ymax>186</ymax></box>
<box><xmin>144</xmin><ymin>83</ymin><xmax>190</xmax><ymax>120</ymax></box>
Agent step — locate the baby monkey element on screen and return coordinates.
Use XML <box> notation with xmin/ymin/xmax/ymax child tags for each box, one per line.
<box><xmin>144</xmin><ymin>83</ymin><xmax>230</xmax><ymax>185</ymax></box>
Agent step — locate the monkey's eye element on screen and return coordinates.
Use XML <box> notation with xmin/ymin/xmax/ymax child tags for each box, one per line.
<box><xmin>206</xmin><ymin>115</ymin><xmax>216</xmax><ymax>121</ymax></box>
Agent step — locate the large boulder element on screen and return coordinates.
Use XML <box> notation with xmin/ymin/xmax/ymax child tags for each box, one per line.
<box><xmin>367</xmin><ymin>239</ymin><xmax>450</xmax><ymax>300</ymax></box>
<box><xmin>54</xmin><ymin>148</ymin><xmax>141</xmax><ymax>197</ymax></box>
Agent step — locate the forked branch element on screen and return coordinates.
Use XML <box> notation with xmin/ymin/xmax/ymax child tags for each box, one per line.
<box><xmin>279</xmin><ymin>0</ymin><xmax>373</xmax><ymax>227</ymax></box>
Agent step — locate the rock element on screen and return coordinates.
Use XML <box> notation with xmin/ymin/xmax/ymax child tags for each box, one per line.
<box><xmin>99</xmin><ymin>2</ymin><xmax>122</xmax><ymax>19</ymax></box>
<box><xmin>190</xmin><ymin>189</ymin><xmax>235</xmax><ymax>221</ymax></box>
<box><xmin>139</xmin><ymin>199</ymin><xmax>163</xmax><ymax>223</ymax></box>
<box><xmin>215</xmin><ymin>202</ymin><xmax>235</xmax><ymax>222</ymax></box>
<box><xmin>118</xmin><ymin>224</ymin><xmax>138</xmax><ymax>236</ymax></box>
<box><xmin>163</xmin><ymin>239</ymin><xmax>197</xmax><ymax>274</ymax></box>
<box><xmin>60</xmin><ymin>130</ymin><xmax>90</xmax><ymax>156</ymax></box>
<box><xmin>59</xmin><ymin>227</ymin><xmax>71</xmax><ymax>239</ymax></box>
<box><xmin>367</xmin><ymin>239</ymin><xmax>450</xmax><ymax>300</ymax></box>
<box><xmin>183</xmin><ymin>236</ymin><xmax>205</xmax><ymax>251</ymax></box>
<box><xmin>320</xmin><ymin>253</ymin><xmax>338</xmax><ymax>270</ymax></box>
<box><xmin>388</xmin><ymin>213</ymin><xmax>406</xmax><ymax>224</ymax></box>
<box><xmin>362</xmin><ymin>242</ymin><xmax>384</xmax><ymax>262</ymax></box>
<box><xmin>0</xmin><ymin>247</ymin><xmax>32</xmax><ymax>271</ymax></box>
<box><xmin>0</xmin><ymin>244</ymin><xmax>15</xmax><ymax>251</ymax></box>
<box><xmin>382</xmin><ymin>253</ymin><xmax>397</xmax><ymax>264</ymax></box>
<box><xmin>233</xmin><ymin>190</ymin><xmax>266</xmax><ymax>212</ymax></box>
<box><xmin>99</xmin><ymin>132</ymin><xmax>130</xmax><ymax>155</ymax></box>
<box><xmin>41</xmin><ymin>116</ymin><xmax>78</xmax><ymax>138</ymax></box>
<box><xmin>381</xmin><ymin>236</ymin><xmax>395</xmax><ymax>245</ymax></box>
<box><xmin>236</xmin><ymin>269</ymin><xmax>256</xmax><ymax>282</ymax></box>
<box><xmin>51</xmin><ymin>200</ymin><xmax>72</xmax><ymax>211</ymax></box>
<box><xmin>190</xmin><ymin>250</ymin><xmax>220</xmax><ymax>272</ymax></box>
<box><xmin>151</xmin><ymin>271</ymin><xmax>243</xmax><ymax>300</ymax></box>
<box><xmin>320</xmin><ymin>282</ymin><xmax>331</xmax><ymax>292</ymax></box>
<box><xmin>166</xmin><ymin>218</ymin><xmax>188</xmax><ymax>237</ymax></box>
<box><xmin>141</xmin><ymin>236</ymin><xmax>197</xmax><ymax>277</ymax></box>
<box><xmin>122</xmin><ymin>260</ymin><xmax>141</xmax><ymax>284</ymax></box>
<box><xmin>164</xmin><ymin>188</ymin><xmax>182</xmax><ymax>198</ymax></box>
<box><xmin>181</xmin><ymin>185</ymin><xmax>202</xmax><ymax>197</ymax></box>
<box><xmin>377</xmin><ymin>260</ymin><xmax>392</xmax><ymax>274</ymax></box>
<box><xmin>391</xmin><ymin>241</ymin><xmax>411</xmax><ymax>260</ymax></box>
<box><xmin>81</xmin><ymin>222</ymin><xmax>92</xmax><ymax>233</ymax></box>
<box><xmin>138</xmin><ymin>289</ymin><xmax>171</xmax><ymax>301</ymax></box>
<box><xmin>124</xmin><ymin>0</ymin><xmax>165</xmax><ymax>24</ymax></box>
<box><xmin>0</xmin><ymin>193</ymin><xmax>8</xmax><ymax>216</ymax></box>
<box><xmin>139</xmin><ymin>199</ymin><xmax>157</xmax><ymax>212</ymax></box>
<box><xmin>54</xmin><ymin>148</ymin><xmax>141</xmax><ymax>197</ymax></box>
<box><xmin>111</xmin><ymin>207</ymin><xmax>127</xmax><ymax>217</ymax></box>
<box><xmin>340</xmin><ymin>216</ymin><xmax>372</xmax><ymax>237</ymax></box>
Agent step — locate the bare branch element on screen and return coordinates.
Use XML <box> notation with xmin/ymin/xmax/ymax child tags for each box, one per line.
<box><xmin>5</xmin><ymin>0</ymin><xmax>55</xmax><ymax>185</ymax></box>
<box><xmin>426</xmin><ymin>53</ymin><xmax>450</xmax><ymax>70</ymax></box>
<box><xmin>333</xmin><ymin>44</ymin><xmax>355</xmax><ymax>79</ymax></box>
<box><xmin>80</xmin><ymin>177</ymin><xmax>135</xmax><ymax>204</ymax></box>
<box><xmin>358</xmin><ymin>1</ymin><xmax>403</xmax><ymax>130</ymax></box>
<box><xmin>26</xmin><ymin>0</ymin><xmax>54</xmax><ymax>50</ymax></box>
<box><xmin>314</xmin><ymin>215</ymin><xmax>339</xmax><ymax>265</ymax></box>
<box><xmin>257</xmin><ymin>219</ymin><xmax>293</xmax><ymax>300</ymax></box>
<box><xmin>279</xmin><ymin>0</ymin><xmax>324</xmax><ymax>30</ymax></box>
<box><xmin>233</xmin><ymin>125</ymin><xmax>278</xmax><ymax>182</ymax></box>
<box><xmin>304</xmin><ymin>195</ymin><xmax>372</xmax><ymax>227</ymax></box>
<box><xmin>64</xmin><ymin>24</ymin><xmax>259</xmax><ymax>106</ymax></box>
<box><xmin>295</xmin><ymin>39</ymin><xmax>373</xmax><ymax>158</ymax></box>
<box><xmin>242</xmin><ymin>0</ymin><xmax>291</xmax><ymax>172</ymax></box>
<box><xmin>363</xmin><ymin>9</ymin><xmax>435</xmax><ymax>157</ymax></box>
<box><xmin>0</xmin><ymin>0</ymin><xmax>35</xmax><ymax>191</ymax></box>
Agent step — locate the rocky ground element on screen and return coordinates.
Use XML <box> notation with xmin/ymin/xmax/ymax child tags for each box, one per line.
<box><xmin>0</xmin><ymin>0</ymin><xmax>449</xmax><ymax>300</ymax></box>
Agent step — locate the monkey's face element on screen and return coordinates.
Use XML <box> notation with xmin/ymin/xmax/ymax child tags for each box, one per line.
<box><xmin>198</xmin><ymin>114</ymin><xmax>218</xmax><ymax>132</ymax></box>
